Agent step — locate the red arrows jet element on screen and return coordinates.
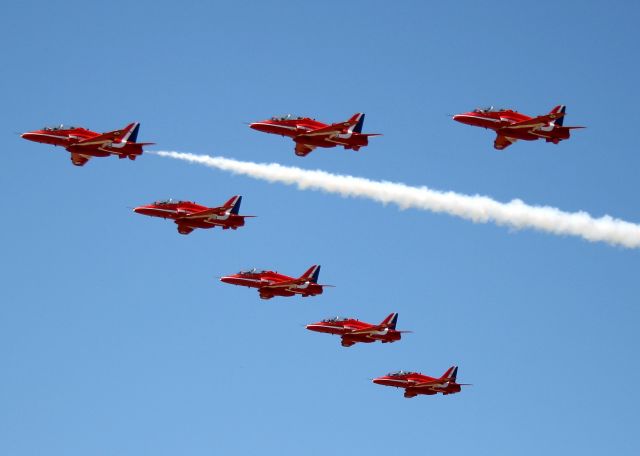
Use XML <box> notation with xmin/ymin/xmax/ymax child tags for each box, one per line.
<box><xmin>21</xmin><ymin>122</ymin><xmax>154</xmax><ymax>166</ymax></box>
<box><xmin>373</xmin><ymin>366</ymin><xmax>468</xmax><ymax>398</ymax></box>
<box><xmin>306</xmin><ymin>313</ymin><xmax>410</xmax><ymax>347</ymax></box>
<box><xmin>249</xmin><ymin>113</ymin><xmax>380</xmax><ymax>156</ymax></box>
<box><xmin>220</xmin><ymin>265</ymin><xmax>330</xmax><ymax>300</ymax></box>
<box><xmin>133</xmin><ymin>195</ymin><xmax>253</xmax><ymax>235</ymax></box>
<box><xmin>453</xmin><ymin>105</ymin><xmax>584</xmax><ymax>150</ymax></box>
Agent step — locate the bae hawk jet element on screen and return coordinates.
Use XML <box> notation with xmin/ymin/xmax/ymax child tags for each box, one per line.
<box><xmin>306</xmin><ymin>313</ymin><xmax>410</xmax><ymax>347</ymax></box>
<box><xmin>220</xmin><ymin>265</ymin><xmax>331</xmax><ymax>300</ymax></box>
<box><xmin>133</xmin><ymin>195</ymin><xmax>253</xmax><ymax>235</ymax></box>
<box><xmin>453</xmin><ymin>105</ymin><xmax>583</xmax><ymax>150</ymax></box>
<box><xmin>21</xmin><ymin>122</ymin><xmax>153</xmax><ymax>166</ymax></box>
<box><xmin>373</xmin><ymin>366</ymin><xmax>469</xmax><ymax>398</ymax></box>
<box><xmin>249</xmin><ymin>113</ymin><xmax>379</xmax><ymax>156</ymax></box>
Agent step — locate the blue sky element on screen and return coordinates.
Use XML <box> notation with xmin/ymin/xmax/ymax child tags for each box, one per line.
<box><xmin>1</xmin><ymin>1</ymin><xmax>639</xmax><ymax>455</ymax></box>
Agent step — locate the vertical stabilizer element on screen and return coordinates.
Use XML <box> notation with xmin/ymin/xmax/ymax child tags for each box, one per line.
<box><xmin>550</xmin><ymin>105</ymin><xmax>566</xmax><ymax>126</ymax></box>
<box><xmin>441</xmin><ymin>366</ymin><xmax>458</xmax><ymax>382</ymax></box>
<box><xmin>222</xmin><ymin>195</ymin><xmax>242</xmax><ymax>215</ymax></box>
<box><xmin>300</xmin><ymin>265</ymin><xmax>321</xmax><ymax>283</ymax></box>
<box><xmin>380</xmin><ymin>313</ymin><xmax>399</xmax><ymax>329</ymax></box>
<box><xmin>347</xmin><ymin>113</ymin><xmax>365</xmax><ymax>133</ymax></box>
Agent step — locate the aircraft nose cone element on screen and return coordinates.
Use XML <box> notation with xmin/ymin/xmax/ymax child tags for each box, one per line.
<box><xmin>452</xmin><ymin>114</ymin><xmax>475</xmax><ymax>125</ymax></box>
<box><xmin>219</xmin><ymin>276</ymin><xmax>232</xmax><ymax>284</ymax></box>
<box><xmin>21</xmin><ymin>132</ymin><xmax>36</xmax><ymax>142</ymax></box>
<box><xmin>372</xmin><ymin>377</ymin><xmax>383</xmax><ymax>384</ymax></box>
<box><xmin>133</xmin><ymin>206</ymin><xmax>153</xmax><ymax>215</ymax></box>
<box><xmin>249</xmin><ymin>122</ymin><xmax>269</xmax><ymax>132</ymax></box>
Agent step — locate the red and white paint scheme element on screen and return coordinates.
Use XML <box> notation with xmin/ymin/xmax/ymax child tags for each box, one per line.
<box><xmin>453</xmin><ymin>105</ymin><xmax>584</xmax><ymax>150</ymax></box>
<box><xmin>21</xmin><ymin>122</ymin><xmax>154</xmax><ymax>166</ymax></box>
<box><xmin>306</xmin><ymin>313</ymin><xmax>410</xmax><ymax>347</ymax></box>
<box><xmin>220</xmin><ymin>265</ymin><xmax>330</xmax><ymax>300</ymax></box>
<box><xmin>249</xmin><ymin>113</ymin><xmax>380</xmax><ymax>156</ymax></box>
<box><xmin>373</xmin><ymin>366</ymin><xmax>469</xmax><ymax>398</ymax></box>
<box><xmin>133</xmin><ymin>195</ymin><xmax>253</xmax><ymax>235</ymax></box>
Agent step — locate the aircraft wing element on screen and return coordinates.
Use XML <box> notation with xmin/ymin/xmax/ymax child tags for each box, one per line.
<box><xmin>501</xmin><ymin>112</ymin><xmax>565</xmax><ymax>130</ymax></box>
<box><xmin>176</xmin><ymin>207</ymin><xmax>226</xmax><ymax>220</ymax></box>
<box><xmin>70</xmin><ymin>153</ymin><xmax>90</xmax><ymax>166</ymax></box>
<box><xmin>493</xmin><ymin>134</ymin><xmax>517</xmax><ymax>150</ymax></box>
<box><xmin>260</xmin><ymin>280</ymin><xmax>300</xmax><ymax>290</ymax></box>
<box><xmin>297</xmin><ymin>122</ymin><xmax>350</xmax><ymax>138</ymax></box>
<box><xmin>74</xmin><ymin>131</ymin><xmax>120</xmax><ymax>147</ymax></box>
<box><xmin>410</xmin><ymin>379</ymin><xmax>444</xmax><ymax>389</ymax></box>
<box><xmin>348</xmin><ymin>326</ymin><xmax>382</xmax><ymax>335</ymax></box>
<box><xmin>294</xmin><ymin>143</ymin><xmax>316</xmax><ymax>157</ymax></box>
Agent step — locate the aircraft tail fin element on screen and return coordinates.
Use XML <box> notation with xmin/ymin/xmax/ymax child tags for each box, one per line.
<box><xmin>128</xmin><ymin>122</ymin><xmax>141</xmax><ymax>142</ymax></box>
<box><xmin>380</xmin><ymin>312</ymin><xmax>398</xmax><ymax>330</ymax></box>
<box><xmin>549</xmin><ymin>105</ymin><xmax>566</xmax><ymax>126</ymax></box>
<box><xmin>347</xmin><ymin>113</ymin><xmax>365</xmax><ymax>133</ymax></box>
<box><xmin>222</xmin><ymin>195</ymin><xmax>242</xmax><ymax>215</ymax></box>
<box><xmin>300</xmin><ymin>265</ymin><xmax>321</xmax><ymax>283</ymax></box>
<box><xmin>119</xmin><ymin>122</ymin><xmax>140</xmax><ymax>143</ymax></box>
<box><xmin>440</xmin><ymin>366</ymin><xmax>458</xmax><ymax>382</ymax></box>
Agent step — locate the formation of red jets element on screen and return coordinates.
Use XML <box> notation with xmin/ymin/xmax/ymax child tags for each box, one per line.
<box><xmin>21</xmin><ymin>106</ymin><xmax>583</xmax><ymax>398</ymax></box>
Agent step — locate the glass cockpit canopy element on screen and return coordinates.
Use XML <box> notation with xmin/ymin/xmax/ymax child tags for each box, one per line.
<box><xmin>271</xmin><ymin>114</ymin><xmax>291</xmax><ymax>121</ymax></box>
<box><xmin>472</xmin><ymin>106</ymin><xmax>510</xmax><ymax>113</ymax></box>
<box><xmin>153</xmin><ymin>198</ymin><xmax>186</xmax><ymax>205</ymax></box>
<box><xmin>43</xmin><ymin>124</ymin><xmax>78</xmax><ymax>131</ymax></box>
<box><xmin>269</xmin><ymin>114</ymin><xmax>307</xmax><ymax>121</ymax></box>
<box><xmin>321</xmin><ymin>316</ymin><xmax>350</xmax><ymax>323</ymax></box>
<box><xmin>387</xmin><ymin>370</ymin><xmax>416</xmax><ymax>377</ymax></box>
<box><xmin>239</xmin><ymin>268</ymin><xmax>267</xmax><ymax>275</ymax></box>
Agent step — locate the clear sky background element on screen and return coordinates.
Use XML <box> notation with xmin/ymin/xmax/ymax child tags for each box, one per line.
<box><xmin>1</xmin><ymin>1</ymin><xmax>639</xmax><ymax>455</ymax></box>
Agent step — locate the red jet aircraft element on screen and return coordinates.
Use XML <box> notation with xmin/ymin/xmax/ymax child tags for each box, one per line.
<box><xmin>249</xmin><ymin>113</ymin><xmax>379</xmax><ymax>156</ymax></box>
<box><xmin>21</xmin><ymin>122</ymin><xmax>153</xmax><ymax>166</ymax></box>
<box><xmin>453</xmin><ymin>105</ymin><xmax>584</xmax><ymax>150</ymax></box>
<box><xmin>220</xmin><ymin>265</ymin><xmax>330</xmax><ymax>300</ymax></box>
<box><xmin>306</xmin><ymin>313</ymin><xmax>410</xmax><ymax>347</ymax></box>
<box><xmin>133</xmin><ymin>195</ymin><xmax>253</xmax><ymax>235</ymax></box>
<box><xmin>373</xmin><ymin>366</ymin><xmax>468</xmax><ymax>398</ymax></box>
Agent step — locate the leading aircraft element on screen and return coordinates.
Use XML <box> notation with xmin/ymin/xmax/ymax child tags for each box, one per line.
<box><xmin>249</xmin><ymin>113</ymin><xmax>380</xmax><ymax>156</ymax></box>
<box><xmin>21</xmin><ymin>122</ymin><xmax>153</xmax><ymax>166</ymax></box>
<box><xmin>306</xmin><ymin>313</ymin><xmax>410</xmax><ymax>347</ymax></box>
<box><xmin>372</xmin><ymin>366</ymin><xmax>468</xmax><ymax>398</ymax></box>
<box><xmin>133</xmin><ymin>195</ymin><xmax>253</xmax><ymax>235</ymax></box>
<box><xmin>220</xmin><ymin>265</ymin><xmax>330</xmax><ymax>300</ymax></box>
<box><xmin>452</xmin><ymin>105</ymin><xmax>584</xmax><ymax>150</ymax></box>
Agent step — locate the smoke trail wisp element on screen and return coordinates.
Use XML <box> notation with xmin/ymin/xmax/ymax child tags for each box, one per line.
<box><xmin>153</xmin><ymin>150</ymin><xmax>640</xmax><ymax>249</ymax></box>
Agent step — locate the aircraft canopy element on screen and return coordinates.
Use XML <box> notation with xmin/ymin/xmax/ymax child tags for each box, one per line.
<box><xmin>472</xmin><ymin>106</ymin><xmax>501</xmax><ymax>113</ymax></box>
<box><xmin>154</xmin><ymin>199</ymin><xmax>184</xmax><ymax>205</ymax></box>
<box><xmin>43</xmin><ymin>124</ymin><xmax>77</xmax><ymax>131</ymax></box>
<box><xmin>270</xmin><ymin>114</ymin><xmax>306</xmax><ymax>121</ymax></box>
<box><xmin>239</xmin><ymin>268</ymin><xmax>267</xmax><ymax>275</ymax></box>
<box><xmin>387</xmin><ymin>370</ymin><xmax>416</xmax><ymax>376</ymax></box>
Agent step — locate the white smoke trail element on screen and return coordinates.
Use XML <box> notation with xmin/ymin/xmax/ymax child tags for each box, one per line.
<box><xmin>153</xmin><ymin>150</ymin><xmax>640</xmax><ymax>249</ymax></box>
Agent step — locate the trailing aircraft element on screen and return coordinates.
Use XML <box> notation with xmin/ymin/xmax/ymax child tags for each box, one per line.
<box><xmin>373</xmin><ymin>366</ymin><xmax>469</xmax><ymax>398</ymax></box>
